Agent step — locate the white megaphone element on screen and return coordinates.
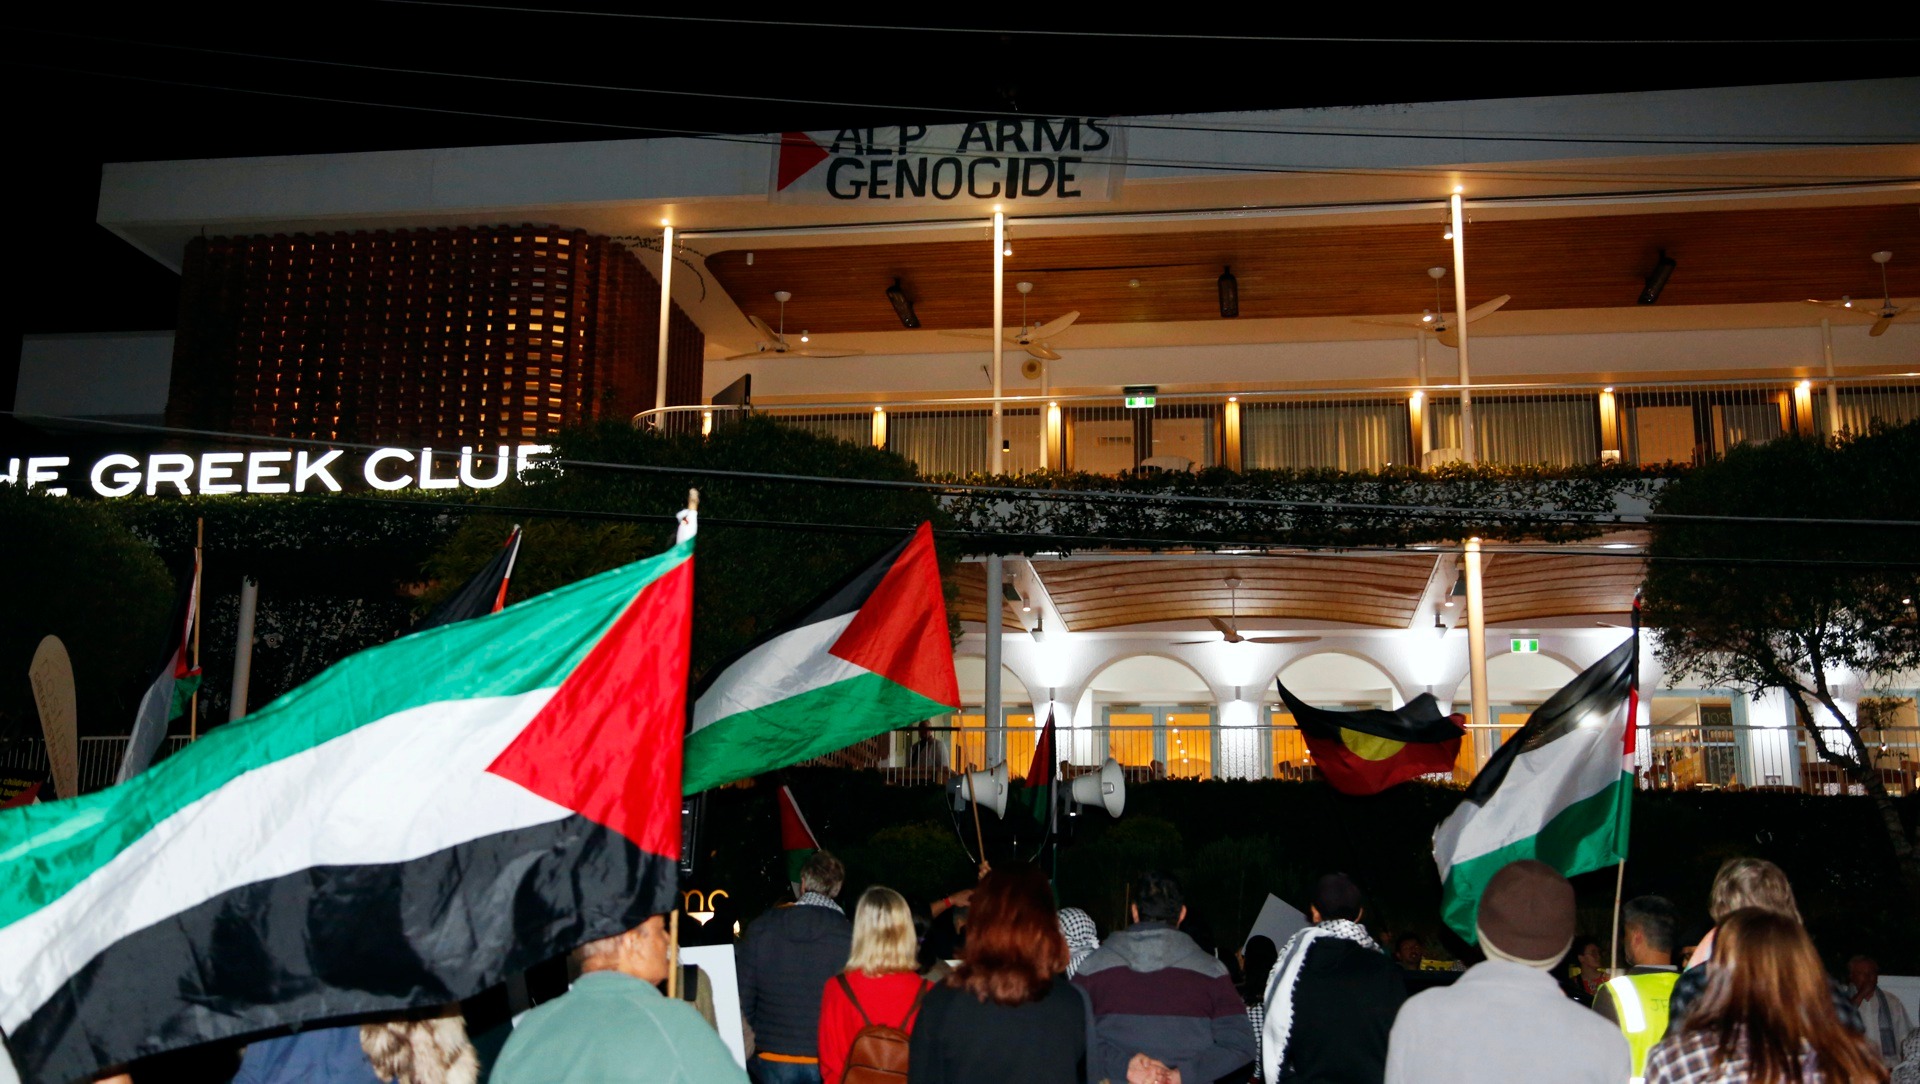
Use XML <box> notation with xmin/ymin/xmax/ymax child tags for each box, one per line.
<box><xmin>948</xmin><ymin>763</ymin><xmax>1010</xmax><ymax>818</ymax></box>
<box><xmin>1068</xmin><ymin>757</ymin><xmax>1127</xmax><ymax>818</ymax></box>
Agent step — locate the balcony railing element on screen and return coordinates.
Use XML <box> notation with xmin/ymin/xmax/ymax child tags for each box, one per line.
<box><xmin>643</xmin><ymin>375</ymin><xmax>1920</xmax><ymax>477</ymax></box>
<box><xmin>811</xmin><ymin>724</ymin><xmax>1920</xmax><ymax>797</ymax></box>
<box><xmin>1</xmin><ymin>736</ymin><xmax>195</xmax><ymax>797</ymax></box>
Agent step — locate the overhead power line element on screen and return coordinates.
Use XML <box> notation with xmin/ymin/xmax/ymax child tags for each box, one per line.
<box><xmin>21</xmin><ymin>63</ymin><xmax>1909</xmax><ymax>191</ymax></box>
<box><xmin>18</xmin><ymin>27</ymin><xmax>1916</xmax><ymax>148</ymax></box>
<box><xmin>370</xmin><ymin>1</ymin><xmax>1920</xmax><ymax>47</ymax></box>
<box><xmin>10</xmin><ymin>412</ymin><xmax>1920</xmax><ymax>531</ymax></box>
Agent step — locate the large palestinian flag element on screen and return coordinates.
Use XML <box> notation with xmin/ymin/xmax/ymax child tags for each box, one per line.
<box><xmin>0</xmin><ymin>533</ymin><xmax>695</xmax><ymax>1084</ymax></box>
<box><xmin>1274</xmin><ymin>683</ymin><xmax>1465</xmax><ymax>796</ymax></box>
<box><xmin>1434</xmin><ymin>634</ymin><xmax>1637</xmax><ymax>941</ymax></box>
<box><xmin>685</xmin><ymin>522</ymin><xmax>958</xmax><ymax>794</ymax></box>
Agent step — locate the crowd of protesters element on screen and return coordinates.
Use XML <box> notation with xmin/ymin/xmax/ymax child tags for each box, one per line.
<box><xmin>104</xmin><ymin>852</ymin><xmax>1917</xmax><ymax>1084</ymax></box>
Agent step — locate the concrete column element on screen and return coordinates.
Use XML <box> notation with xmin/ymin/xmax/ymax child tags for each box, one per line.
<box><xmin>984</xmin><ymin>553</ymin><xmax>1006</xmax><ymax>767</ymax></box>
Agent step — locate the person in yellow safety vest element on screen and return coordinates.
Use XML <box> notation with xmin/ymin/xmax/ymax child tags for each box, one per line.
<box><xmin>1593</xmin><ymin>896</ymin><xmax>1683</xmax><ymax>1081</ymax></box>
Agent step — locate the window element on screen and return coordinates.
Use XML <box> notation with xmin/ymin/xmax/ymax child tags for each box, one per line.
<box><xmin>1103</xmin><ymin>705</ymin><xmax>1216</xmax><ymax>780</ymax></box>
<box><xmin>1649</xmin><ymin>696</ymin><xmax>1739</xmax><ymax>789</ymax></box>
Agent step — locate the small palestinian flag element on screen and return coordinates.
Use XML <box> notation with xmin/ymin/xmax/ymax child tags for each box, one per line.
<box><xmin>0</xmin><ymin>527</ymin><xmax>695</xmax><ymax>1084</ymax></box>
<box><xmin>1275</xmin><ymin>683</ymin><xmax>1466</xmax><ymax>796</ymax></box>
<box><xmin>777</xmin><ymin>784</ymin><xmax>820</xmax><ymax>890</ymax></box>
<box><xmin>117</xmin><ymin>549</ymin><xmax>202</xmax><ymax>784</ymax></box>
<box><xmin>1434</xmin><ymin>634</ymin><xmax>1637</xmax><ymax>941</ymax></box>
<box><xmin>685</xmin><ymin>521</ymin><xmax>959</xmax><ymax>794</ymax></box>
<box><xmin>1016</xmin><ymin>708</ymin><xmax>1059</xmax><ymax>823</ymax></box>
<box><xmin>417</xmin><ymin>524</ymin><xmax>524</xmax><ymax>632</ymax></box>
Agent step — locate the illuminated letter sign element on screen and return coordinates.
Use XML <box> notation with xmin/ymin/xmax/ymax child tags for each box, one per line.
<box><xmin>10</xmin><ymin>445</ymin><xmax>553</xmax><ymax>499</ymax></box>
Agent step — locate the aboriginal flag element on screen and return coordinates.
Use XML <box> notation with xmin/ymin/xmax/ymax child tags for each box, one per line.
<box><xmin>1275</xmin><ymin>680</ymin><xmax>1466</xmax><ymax>796</ymax></box>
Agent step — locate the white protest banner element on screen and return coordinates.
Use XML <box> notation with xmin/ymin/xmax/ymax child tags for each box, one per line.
<box><xmin>772</xmin><ymin>119</ymin><xmax>1125</xmax><ymax>206</ymax></box>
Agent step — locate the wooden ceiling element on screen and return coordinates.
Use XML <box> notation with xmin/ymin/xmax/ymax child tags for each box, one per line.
<box><xmin>956</xmin><ymin>551</ymin><xmax>1644</xmax><ymax>632</ymax></box>
<box><xmin>706</xmin><ymin>203</ymin><xmax>1920</xmax><ymax>334</ymax></box>
<box><xmin>1480</xmin><ymin>553</ymin><xmax>1648</xmax><ymax>626</ymax></box>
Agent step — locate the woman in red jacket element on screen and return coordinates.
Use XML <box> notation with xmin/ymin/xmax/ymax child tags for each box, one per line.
<box><xmin>818</xmin><ymin>886</ymin><xmax>929</xmax><ymax>1084</ymax></box>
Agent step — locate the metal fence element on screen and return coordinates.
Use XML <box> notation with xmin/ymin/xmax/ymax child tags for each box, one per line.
<box><xmin>1</xmin><ymin>736</ymin><xmax>194</xmax><ymax>797</ymax></box>
<box><xmin>813</xmin><ymin>723</ymin><xmax>1920</xmax><ymax>797</ymax></box>
<box><xmin>648</xmin><ymin>375</ymin><xmax>1920</xmax><ymax>478</ymax></box>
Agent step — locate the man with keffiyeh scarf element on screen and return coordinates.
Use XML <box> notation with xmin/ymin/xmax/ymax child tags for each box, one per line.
<box><xmin>1261</xmin><ymin>875</ymin><xmax>1407</xmax><ymax>1083</ymax></box>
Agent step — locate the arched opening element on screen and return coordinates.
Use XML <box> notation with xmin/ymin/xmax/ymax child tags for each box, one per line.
<box><xmin>1080</xmin><ymin>654</ymin><xmax>1216</xmax><ymax>780</ymax></box>
<box><xmin>1452</xmin><ymin>651</ymin><xmax>1581</xmax><ymax>770</ymax></box>
<box><xmin>948</xmin><ymin>657</ymin><xmax>1040</xmax><ymax>778</ymax></box>
<box><xmin>1270</xmin><ymin>652</ymin><xmax>1405</xmax><ymax>780</ymax></box>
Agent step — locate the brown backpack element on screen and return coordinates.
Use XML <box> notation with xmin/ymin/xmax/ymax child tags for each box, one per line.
<box><xmin>835</xmin><ymin>974</ymin><xmax>928</xmax><ymax>1084</ymax></box>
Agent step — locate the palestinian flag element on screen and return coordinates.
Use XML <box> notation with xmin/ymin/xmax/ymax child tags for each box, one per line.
<box><xmin>685</xmin><ymin>522</ymin><xmax>959</xmax><ymax>794</ymax></box>
<box><xmin>1275</xmin><ymin>682</ymin><xmax>1465</xmax><ymax>796</ymax></box>
<box><xmin>417</xmin><ymin>524</ymin><xmax>524</xmax><ymax>632</ymax></box>
<box><xmin>1016</xmin><ymin>708</ymin><xmax>1059</xmax><ymax>823</ymax></box>
<box><xmin>0</xmin><ymin>530</ymin><xmax>695</xmax><ymax>1084</ymax></box>
<box><xmin>777</xmin><ymin>784</ymin><xmax>821</xmax><ymax>889</ymax></box>
<box><xmin>116</xmin><ymin>549</ymin><xmax>202</xmax><ymax>784</ymax></box>
<box><xmin>1433</xmin><ymin>634</ymin><xmax>1638</xmax><ymax>942</ymax></box>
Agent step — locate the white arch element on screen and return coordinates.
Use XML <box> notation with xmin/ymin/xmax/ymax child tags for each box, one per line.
<box><xmin>1452</xmin><ymin>650</ymin><xmax>1581</xmax><ymax>706</ymax></box>
<box><xmin>1275</xmin><ymin>649</ymin><xmax>1408</xmax><ymax>708</ymax></box>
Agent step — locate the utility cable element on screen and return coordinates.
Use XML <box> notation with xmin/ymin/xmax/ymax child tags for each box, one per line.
<box><xmin>369</xmin><ymin>2</ymin><xmax>1919</xmax><ymax>47</ymax></box>
<box><xmin>19</xmin><ymin>63</ymin><xmax>1913</xmax><ymax>190</ymax></box>
<box><xmin>17</xmin><ymin>27</ymin><xmax>1915</xmax><ymax>149</ymax></box>
<box><xmin>12</xmin><ymin>411</ymin><xmax>1920</xmax><ymax>531</ymax></box>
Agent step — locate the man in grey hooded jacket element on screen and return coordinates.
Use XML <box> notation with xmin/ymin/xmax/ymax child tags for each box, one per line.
<box><xmin>1073</xmin><ymin>871</ymin><xmax>1256</xmax><ymax>1084</ymax></box>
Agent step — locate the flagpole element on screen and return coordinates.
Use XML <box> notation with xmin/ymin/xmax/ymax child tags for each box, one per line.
<box><xmin>667</xmin><ymin>908</ymin><xmax>682</xmax><ymax>1000</ymax></box>
<box><xmin>189</xmin><ymin>517</ymin><xmax>204</xmax><ymax>742</ymax></box>
<box><xmin>1609</xmin><ymin>860</ymin><xmax>1625</xmax><ymax>978</ymax></box>
<box><xmin>964</xmin><ymin>762</ymin><xmax>987</xmax><ymax>864</ymax></box>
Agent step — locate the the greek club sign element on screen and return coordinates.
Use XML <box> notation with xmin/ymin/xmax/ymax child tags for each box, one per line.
<box><xmin>772</xmin><ymin>119</ymin><xmax>1125</xmax><ymax>205</ymax></box>
<box><xmin>2</xmin><ymin>445</ymin><xmax>553</xmax><ymax>498</ymax></box>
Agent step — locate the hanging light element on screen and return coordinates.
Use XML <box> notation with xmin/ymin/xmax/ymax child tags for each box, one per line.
<box><xmin>799</xmin><ymin>330</ymin><xmax>810</xmax><ymax>343</ymax></box>
<box><xmin>1218</xmin><ymin>266</ymin><xmax>1239</xmax><ymax>318</ymax></box>
<box><xmin>1003</xmin><ymin>225</ymin><xmax>1013</xmax><ymax>258</ymax></box>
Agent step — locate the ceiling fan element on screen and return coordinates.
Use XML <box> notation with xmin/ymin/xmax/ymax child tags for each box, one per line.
<box><xmin>1174</xmin><ymin>577</ymin><xmax>1322</xmax><ymax>646</ymax></box>
<box><xmin>1353</xmin><ymin>266</ymin><xmax>1510</xmax><ymax>348</ymax></box>
<box><xmin>724</xmin><ymin>290</ymin><xmax>865</xmax><ymax>360</ymax></box>
<box><xmin>1806</xmin><ymin>251</ymin><xmax>1913</xmax><ymax>337</ymax></box>
<box><xmin>943</xmin><ymin>281</ymin><xmax>1080</xmax><ymax>360</ymax></box>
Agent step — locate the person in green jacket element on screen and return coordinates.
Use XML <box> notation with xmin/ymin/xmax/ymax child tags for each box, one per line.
<box><xmin>494</xmin><ymin>914</ymin><xmax>747</xmax><ymax>1084</ymax></box>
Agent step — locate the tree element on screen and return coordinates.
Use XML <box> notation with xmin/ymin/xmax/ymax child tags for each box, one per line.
<box><xmin>0</xmin><ymin>487</ymin><xmax>174</xmax><ymax>738</ymax></box>
<box><xmin>422</xmin><ymin>417</ymin><xmax>951</xmax><ymax>681</ymax></box>
<box><xmin>1643</xmin><ymin>420</ymin><xmax>1920</xmax><ymax>890</ymax></box>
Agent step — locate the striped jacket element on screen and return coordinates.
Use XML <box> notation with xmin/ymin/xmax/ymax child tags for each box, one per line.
<box><xmin>1073</xmin><ymin>922</ymin><xmax>1258</xmax><ymax>1084</ymax></box>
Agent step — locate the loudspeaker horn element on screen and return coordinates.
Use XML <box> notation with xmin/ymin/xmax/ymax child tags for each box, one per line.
<box><xmin>948</xmin><ymin>762</ymin><xmax>1010</xmax><ymax>818</ymax></box>
<box><xmin>1020</xmin><ymin>357</ymin><xmax>1044</xmax><ymax>380</ymax></box>
<box><xmin>1069</xmin><ymin>757</ymin><xmax>1126</xmax><ymax>818</ymax></box>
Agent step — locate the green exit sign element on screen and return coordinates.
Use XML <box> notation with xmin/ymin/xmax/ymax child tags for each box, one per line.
<box><xmin>1510</xmin><ymin>638</ymin><xmax>1540</xmax><ymax>653</ymax></box>
<box><xmin>1123</xmin><ymin>385</ymin><xmax>1158</xmax><ymax>409</ymax></box>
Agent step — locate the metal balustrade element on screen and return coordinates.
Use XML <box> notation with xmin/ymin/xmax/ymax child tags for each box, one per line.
<box><xmin>649</xmin><ymin>375</ymin><xmax>1920</xmax><ymax>477</ymax></box>
<box><xmin>803</xmin><ymin>724</ymin><xmax>1920</xmax><ymax>797</ymax></box>
<box><xmin>4</xmin><ymin>725</ymin><xmax>1911</xmax><ymax>799</ymax></box>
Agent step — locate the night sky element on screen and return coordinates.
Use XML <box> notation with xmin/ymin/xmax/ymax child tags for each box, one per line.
<box><xmin>5</xmin><ymin>5</ymin><xmax>1916</xmax><ymax>409</ymax></box>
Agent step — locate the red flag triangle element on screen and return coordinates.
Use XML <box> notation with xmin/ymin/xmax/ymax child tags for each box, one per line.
<box><xmin>776</xmin><ymin>131</ymin><xmax>829</xmax><ymax>192</ymax></box>
<box><xmin>829</xmin><ymin>523</ymin><xmax>960</xmax><ymax>709</ymax></box>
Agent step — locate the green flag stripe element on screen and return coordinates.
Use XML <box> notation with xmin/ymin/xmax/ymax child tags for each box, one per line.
<box><xmin>1439</xmin><ymin>771</ymin><xmax>1632</xmax><ymax>941</ymax></box>
<box><xmin>0</xmin><ymin>542</ymin><xmax>691</xmax><ymax>931</ymax></box>
<box><xmin>682</xmin><ymin>671</ymin><xmax>949</xmax><ymax>794</ymax></box>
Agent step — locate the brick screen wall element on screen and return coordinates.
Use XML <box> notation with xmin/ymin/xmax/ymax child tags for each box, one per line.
<box><xmin>167</xmin><ymin>224</ymin><xmax>703</xmax><ymax>445</ymax></box>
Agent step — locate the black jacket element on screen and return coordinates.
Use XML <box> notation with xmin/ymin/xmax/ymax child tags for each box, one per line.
<box><xmin>908</xmin><ymin>980</ymin><xmax>1091</xmax><ymax>1084</ymax></box>
<box><xmin>737</xmin><ymin>901</ymin><xmax>852</xmax><ymax>1057</ymax></box>
<box><xmin>1278</xmin><ymin>939</ymin><xmax>1407</xmax><ymax>1084</ymax></box>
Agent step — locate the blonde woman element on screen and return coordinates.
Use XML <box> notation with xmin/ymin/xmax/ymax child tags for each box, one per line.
<box><xmin>818</xmin><ymin>887</ymin><xmax>930</xmax><ymax>1084</ymax></box>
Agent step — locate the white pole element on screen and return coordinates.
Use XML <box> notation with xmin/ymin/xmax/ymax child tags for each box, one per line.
<box><xmin>1450</xmin><ymin>192</ymin><xmax>1475</xmax><ymax>464</ymax></box>
<box><xmin>1821</xmin><ymin>317</ymin><xmax>1839</xmax><ymax>439</ymax></box>
<box><xmin>228</xmin><ymin>576</ymin><xmax>258</xmax><ymax>722</ymax></box>
<box><xmin>655</xmin><ymin>224</ymin><xmax>675</xmax><ymax>425</ymax></box>
<box><xmin>992</xmin><ymin>212</ymin><xmax>1006</xmax><ymax>474</ymax></box>
<box><xmin>1465</xmin><ymin>538</ymin><xmax>1490</xmax><ymax>740</ymax></box>
<box><xmin>984</xmin><ymin>554</ymin><xmax>1005</xmax><ymax>768</ymax></box>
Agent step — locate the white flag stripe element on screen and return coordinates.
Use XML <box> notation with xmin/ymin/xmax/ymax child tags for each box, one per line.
<box><xmin>690</xmin><ymin>613</ymin><xmax>863</xmax><ymax>733</ymax></box>
<box><xmin>1433</xmin><ymin>697</ymin><xmax>1631</xmax><ymax>877</ymax></box>
<box><xmin>0</xmin><ymin>689</ymin><xmax>570</xmax><ymax>1034</ymax></box>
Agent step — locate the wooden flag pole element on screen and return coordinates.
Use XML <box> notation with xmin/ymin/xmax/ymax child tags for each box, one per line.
<box><xmin>964</xmin><ymin>761</ymin><xmax>987</xmax><ymax>863</ymax></box>
<box><xmin>189</xmin><ymin>517</ymin><xmax>204</xmax><ymax>741</ymax></box>
<box><xmin>667</xmin><ymin>909</ymin><xmax>682</xmax><ymax>1000</ymax></box>
<box><xmin>1608</xmin><ymin>860</ymin><xmax>1626</xmax><ymax>978</ymax></box>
